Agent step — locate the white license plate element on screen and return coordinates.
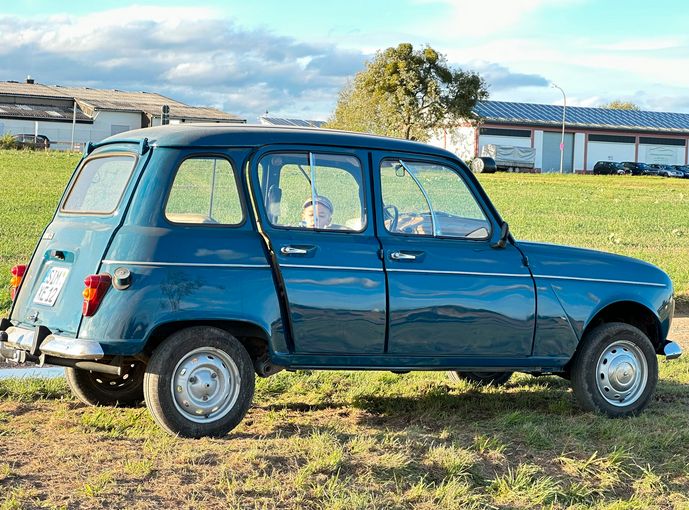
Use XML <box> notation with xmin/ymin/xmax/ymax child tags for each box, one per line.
<box><xmin>33</xmin><ymin>267</ymin><xmax>70</xmax><ymax>307</ymax></box>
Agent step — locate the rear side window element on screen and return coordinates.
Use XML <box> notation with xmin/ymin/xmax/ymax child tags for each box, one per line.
<box><xmin>62</xmin><ymin>155</ymin><xmax>136</xmax><ymax>214</ymax></box>
<box><xmin>165</xmin><ymin>157</ymin><xmax>243</xmax><ymax>225</ymax></box>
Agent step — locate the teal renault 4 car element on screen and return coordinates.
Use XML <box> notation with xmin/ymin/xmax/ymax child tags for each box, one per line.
<box><xmin>0</xmin><ymin>125</ymin><xmax>682</xmax><ymax>438</ymax></box>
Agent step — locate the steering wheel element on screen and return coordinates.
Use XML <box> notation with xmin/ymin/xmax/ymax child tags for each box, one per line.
<box><xmin>383</xmin><ymin>204</ymin><xmax>399</xmax><ymax>232</ymax></box>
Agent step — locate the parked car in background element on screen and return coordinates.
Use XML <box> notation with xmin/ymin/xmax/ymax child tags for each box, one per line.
<box><xmin>0</xmin><ymin>125</ymin><xmax>682</xmax><ymax>437</ymax></box>
<box><xmin>621</xmin><ymin>162</ymin><xmax>652</xmax><ymax>176</ymax></box>
<box><xmin>648</xmin><ymin>164</ymin><xmax>683</xmax><ymax>178</ymax></box>
<box><xmin>12</xmin><ymin>134</ymin><xmax>50</xmax><ymax>150</ymax></box>
<box><xmin>593</xmin><ymin>161</ymin><xmax>626</xmax><ymax>175</ymax></box>
<box><xmin>671</xmin><ymin>165</ymin><xmax>689</xmax><ymax>178</ymax></box>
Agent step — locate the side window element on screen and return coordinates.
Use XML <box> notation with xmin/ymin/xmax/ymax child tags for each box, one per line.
<box><xmin>380</xmin><ymin>159</ymin><xmax>491</xmax><ymax>239</ymax></box>
<box><xmin>258</xmin><ymin>152</ymin><xmax>365</xmax><ymax>231</ymax></box>
<box><xmin>165</xmin><ymin>157</ymin><xmax>243</xmax><ymax>225</ymax></box>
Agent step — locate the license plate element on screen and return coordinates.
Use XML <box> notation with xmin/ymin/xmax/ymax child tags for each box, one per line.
<box><xmin>33</xmin><ymin>267</ymin><xmax>70</xmax><ymax>307</ymax></box>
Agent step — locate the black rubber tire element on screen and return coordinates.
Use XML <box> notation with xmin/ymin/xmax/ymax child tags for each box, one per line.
<box><xmin>447</xmin><ymin>371</ymin><xmax>513</xmax><ymax>386</ymax></box>
<box><xmin>571</xmin><ymin>322</ymin><xmax>658</xmax><ymax>417</ymax></box>
<box><xmin>66</xmin><ymin>362</ymin><xmax>145</xmax><ymax>407</ymax></box>
<box><xmin>143</xmin><ymin>326</ymin><xmax>255</xmax><ymax>438</ymax></box>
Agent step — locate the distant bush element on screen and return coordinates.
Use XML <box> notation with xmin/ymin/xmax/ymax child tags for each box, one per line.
<box><xmin>0</xmin><ymin>134</ymin><xmax>16</xmax><ymax>150</ymax></box>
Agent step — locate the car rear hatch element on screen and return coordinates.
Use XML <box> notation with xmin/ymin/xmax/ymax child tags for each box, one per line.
<box><xmin>10</xmin><ymin>143</ymin><xmax>149</xmax><ymax>335</ymax></box>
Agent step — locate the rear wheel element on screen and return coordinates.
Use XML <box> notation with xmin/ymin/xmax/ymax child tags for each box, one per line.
<box><xmin>143</xmin><ymin>326</ymin><xmax>255</xmax><ymax>438</ymax></box>
<box><xmin>66</xmin><ymin>362</ymin><xmax>145</xmax><ymax>407</ymax></box>
<box><xmin>571</xmin><ymin>322</ymin><xmax>657</xmax><ymax>417</ymax></box>
<box><xmin>448</xmin><ymin>371</ymin><xmax>513</xmax><ymax>386</ymax></box>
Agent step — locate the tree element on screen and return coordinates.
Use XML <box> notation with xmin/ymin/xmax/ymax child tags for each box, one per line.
<box><xmin>600</xmin><ymin>100</ymin><xmax>641</xmax><ymax>110</ymax></box>
<box><xmin>326</xmin><ymin>43</ymin><xmax>488</xmax><ymax>141</ymax></box>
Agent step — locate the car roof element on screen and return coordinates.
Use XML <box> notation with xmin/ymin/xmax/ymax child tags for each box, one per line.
<box><xmin>101</xmin><ymin>123</ymin><xmax>459</xmax><ymax>159</ymax></box>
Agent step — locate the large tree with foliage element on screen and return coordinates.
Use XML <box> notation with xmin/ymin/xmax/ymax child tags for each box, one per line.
<box><xmin>326</xmin><ymin>43</ymin><xmax>488</xmax><ymax>141</ymax></box>
<box><xmin>600</xmin><ymin>100</ymin><xmax>641</xmax><ymax>110</ymax></box>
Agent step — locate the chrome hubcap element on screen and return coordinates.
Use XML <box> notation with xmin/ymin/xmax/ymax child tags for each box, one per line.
<box><xmin>596</xmin><ymin>340</ymin><xmax>647</xmax><ymax>407</ymax></box>
<box><xmin>171</xmin><ymin>347</ymin><xmax>240</xmax><ymax>423</ymax></box>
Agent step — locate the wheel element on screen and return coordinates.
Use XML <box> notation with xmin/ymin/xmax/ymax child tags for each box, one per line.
<box><xmin>571</xmin><ymin>322</ymin><xmax>657</xmax><ymax>417</ymax></box>
<box><xmin>66</xmin><ymin>362</ymin><xmax>145</xmax><ymax>407</ymax></box>
<box><xmin>448</xmin><ymin>371</ymin><xmax>513</xmax><ymax>386</ymax></box>
<box><xmin>143</xmin><ymin>326</ymin><xmax>255</xmax><ymax>438</ymax></box>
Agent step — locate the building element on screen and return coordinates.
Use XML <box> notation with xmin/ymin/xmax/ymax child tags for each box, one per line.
<box><xmin>259</xmin><ymin>116</ymin><xmax>326</xmax><ymax>128</ymax></box>
<box><xmin>433</xmin><ymin>101</ymin><xmax>689</xmax><ymax>172</ymax></box>
<box><xmin>0</xmin><ymin>79</ymin><xmax>245</xmax><ymax>150</ymax></box>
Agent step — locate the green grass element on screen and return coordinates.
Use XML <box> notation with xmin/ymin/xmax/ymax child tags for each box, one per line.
<box><xmin>1</xmin><ymin>366</ymin><xmax>689</xmax><ymax>508</ymax></box>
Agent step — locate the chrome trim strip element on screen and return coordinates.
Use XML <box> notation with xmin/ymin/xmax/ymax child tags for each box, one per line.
<box><xmin>534</xmin><ymin>274</ymin><xmax>666</xmax><ymax>287</ymax></box>
<box><xmin>387</xmin><ymin>268</ymin><xmax>530</xmax><ymax>277</ymax></box>
<box><xmin>280</xmin><ymin>264</ymin><xmax>383</xmax><ymax>272</ymax></box>
<box><xmin>40</xmin><ymin>335</ymin><xmax>105</xmax><ymax>360</ymax></box>
<box><xmin>4</xmin><ymin>326</ymin><xmax>35</xmax><ymax>351</ymax></box>
<box><xmin>102</xmin><ymin>260</ymin><xmax>270</xmax><ymax>269</ymax></box>
<box><xmin>664</xmin><ymin>341</ymin><xmax>682</xmax><ymax>360</ymax></box>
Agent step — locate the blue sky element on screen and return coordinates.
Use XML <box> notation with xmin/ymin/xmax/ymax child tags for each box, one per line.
<box><xmin>2</xmin><ymin>1</ymin><xmax>688</xmax><ymax>122</ymax></box>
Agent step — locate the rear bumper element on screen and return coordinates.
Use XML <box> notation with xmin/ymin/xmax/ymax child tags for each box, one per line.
<box><xmin>0</xmin><ymin>325</ymin><xmax>105</xmax><ymax>361</ymax></box>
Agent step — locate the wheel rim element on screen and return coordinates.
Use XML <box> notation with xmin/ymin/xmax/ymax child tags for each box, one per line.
<box><xmin>595</xmin><ymin>340</ymin><xmax>647</xmax><ymax>407</ymax></box>
<box><xmin>171</xmin><ymin>347</ymin><xmax>241</xmax><ymax>423</ymax></box>
<box><xmin>87</xmin><ymin>362</ymin><xmax>144</xmax><ymax>392</ymax></box>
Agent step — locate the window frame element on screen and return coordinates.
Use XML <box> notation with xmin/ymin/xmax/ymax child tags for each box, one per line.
<box><xmin>255</xmin><ymin>149</ymin><xmax>368</xmax><ymax>234</ymax></box>
<box><xmin>60</xmin><ymin>151</ymin><xmax>139</xmax><ymax>216</ymax></box>
<box><xmin>378</xmin><ymin>156</ymin><xmax>494</xmax><ymax>241</ymax></box>
<box><xmin>162</xmin><ymin>153</ymin><xmax>246</xmax><ymax>228</ymax></box>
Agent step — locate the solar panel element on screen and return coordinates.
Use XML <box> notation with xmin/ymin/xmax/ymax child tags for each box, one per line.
<box><xmin>261</xmin><ymin>116</ymin><xmax>325</xmax><ymax>128</ymax></box>
<box><xmin>474</xmin><ymin>101</ymin><xmax>689</xmax><ymax>132</ymax></box>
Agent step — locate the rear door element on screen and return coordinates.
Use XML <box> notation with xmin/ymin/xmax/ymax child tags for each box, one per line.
<box><xmin>251</xmin><ymin>147</ymin><xmax>386</xmax><ymax>354</ymax></box>
<box><xmin>11</xmin><ymin>146</ymin><xmax>146</xmax><ymax>335</ymax></box>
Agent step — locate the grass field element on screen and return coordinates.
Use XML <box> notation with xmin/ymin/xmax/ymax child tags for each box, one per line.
<box><xmin>1</xmin><ymin>151</ymin><xmax>689</xmax><ymax>508</ymax></box>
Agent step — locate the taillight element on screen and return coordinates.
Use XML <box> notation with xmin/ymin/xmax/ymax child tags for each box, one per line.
<box><xmin>82</xmin><ymin>274</ymin><xmax>111</xmax><ymax>316</ymax></box>
<box><xmin>10</xmin><ymin>264</ymin><xmax>26</xmax><ymax>301</ymax></box>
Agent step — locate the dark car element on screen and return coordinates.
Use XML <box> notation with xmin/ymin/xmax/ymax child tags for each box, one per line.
<box><xmin>12</xmin><ymin>134</ymin><xmax>50</xmax><ymax>149</ymax></box>
<box><xmin>648</xmin><ymin>164</ymin><xmax>683</xmax><ymax>178</ymax></box>
<box><xmin>0</xmin><ymin>125</ymin><xmax>682</xmax><ymax>438</ymax></box>
<box><xmin>672</xmin><ymin>165</ymin><xmax>689</xmax><ymax>178</ymax></box>
<box><xmin>621</xmin><ymin>161</ymin><xmax>652</xmax><ymax>176</ymax></box>
<box><xmin>593</xmin><ymin>161</ymin><xmax>626</xmax><ymax>175</ymax></box>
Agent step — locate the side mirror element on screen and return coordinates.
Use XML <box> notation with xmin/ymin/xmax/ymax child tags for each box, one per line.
<box><xmin>491</xmin><ymin>222</ymin><xmax>509</xmax><ymax>249</ymax></box>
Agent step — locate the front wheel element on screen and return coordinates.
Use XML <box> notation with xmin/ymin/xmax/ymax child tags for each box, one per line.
<box><xmin>448</xmin><ymin>371</ymin><xmax>513</xmax><ymax>386</ymax></box>
<box><xmin>571</xmin><ymin>322</ymin><xmax>658</xmax><ymax>417</ymax></box>
<box><xmin>143</xmin><ymin>326</ymin><xmax>255</xmax><ymax>438</ymax></box>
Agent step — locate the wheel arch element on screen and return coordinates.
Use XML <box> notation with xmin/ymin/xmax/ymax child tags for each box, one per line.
<box><xmin>143</xmin><ymin>319</ymin><xmax>272</xmax><ymax>363</ymax></box>
<box><xmin>583</xmin><ymin>300</ymin><xmax>663</xmax><ymax>353</ymax></box>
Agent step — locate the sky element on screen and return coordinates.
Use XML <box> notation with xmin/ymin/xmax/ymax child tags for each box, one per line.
<box><xmin>1</xmin><ymin>0</ymin><xmax>688</xmax><ymax>123</ymax></box>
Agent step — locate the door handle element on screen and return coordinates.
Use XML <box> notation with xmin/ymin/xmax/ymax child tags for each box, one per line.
<box><xmin>280</xmin><ymin>245</ymin><xmax>309</xmax><ymax>255</ymax></box>
<box><xmin>390</xmin><ymin>251</ymin><xmax>418</xmax><ymax>261</ymax></box>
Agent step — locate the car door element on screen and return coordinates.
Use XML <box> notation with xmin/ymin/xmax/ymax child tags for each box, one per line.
<box><xmin>373</xmin><ymin>153</ymin><xmax>536</xmax><ymax>357</ymax></box>
<box><xmin>250</xmin><ymin>147</ymin><xmax>386</xmax><ymax>354</ymax></box>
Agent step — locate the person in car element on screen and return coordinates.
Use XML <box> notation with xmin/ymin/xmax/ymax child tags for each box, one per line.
<box><xmin>301</xmin><ymin>195</ymin><xmax>341</xmax><ymax>229</ymax></box>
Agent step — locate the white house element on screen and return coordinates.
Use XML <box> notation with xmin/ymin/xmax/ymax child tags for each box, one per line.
<box><xmin>431</xmin><ymin>101</ymin><xmax>689</xmax><ymax>173</ymax></box>
<box><xmin>0</xmin><ymin>79</ymin><xmax>245</xmax><ymax>150</ymax></box>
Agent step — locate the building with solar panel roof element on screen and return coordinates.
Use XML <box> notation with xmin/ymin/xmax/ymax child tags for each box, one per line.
<box><xmin>0</xmin><ymin>78</ymin><xmax>245</xmax><ymax>150</ymax></box>
<box><xmin>431</xmin><ymin>100</ymin><xmax>689</xmax><ymax>173</ymax></box>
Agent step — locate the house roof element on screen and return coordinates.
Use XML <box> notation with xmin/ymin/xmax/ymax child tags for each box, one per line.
<box><xmin>0</xmin><ymin>103</ymin><xmax>91</xmax><ymax>123</ymax></box>
<box><xmin>474</xmin><ymin>101</ymin><xmax>689</xmax><ymax>134</ymax></box>
<box><xmin>259</xmin><ymin>116</ymin><xmax>326</xmax><ymax>128</ymax></box>
<box><xmin>0</xmin><ymin>82</ymin><xmax>244</xmax><ymax>123</ymax></box>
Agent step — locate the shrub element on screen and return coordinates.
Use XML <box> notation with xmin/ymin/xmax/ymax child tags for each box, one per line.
<box><xmin>0</xmin><ymin>134</ymin><xmax>16</xmax><ymax>150</ymax></box>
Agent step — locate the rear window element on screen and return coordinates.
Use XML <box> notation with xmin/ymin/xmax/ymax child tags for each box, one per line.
<box><xmin>62</xmin><ymin>154</ymin><xmax>137</xmax><ymax>214</ymax></box>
